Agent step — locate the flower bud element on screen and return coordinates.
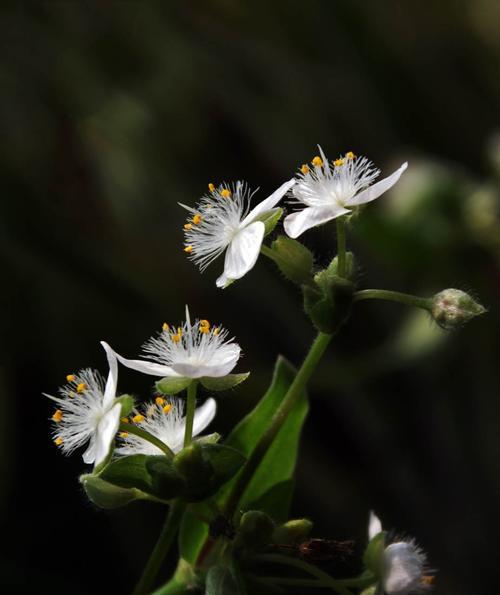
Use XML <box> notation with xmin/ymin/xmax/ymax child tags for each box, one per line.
<box><xmin>268</xmin><ymin>235</ymin><xmax>314</xmax><ymax>285</ymax></box>
<box><xmin>325</xmin><ymin>251</ymin><xmax>357</xmax><ymax>282</ymax></box>
<box><xmin>235</xmin><ymin>510</ymin><xmax>275</xmax><ymax>550</ymax></box>
<box><xmin>173</xmin><ymin>442</ymin><xmax>212</xmax><ymax>486</ymax></box>
<box><xmin>272</xmin><ymin>518</ymin><xmax>313</xmax><ymax>545</ymax></box>
<box><xmin>431</xmin><ymin>288</ymin><xmax>486</xmax><ymax>330</ymax></box>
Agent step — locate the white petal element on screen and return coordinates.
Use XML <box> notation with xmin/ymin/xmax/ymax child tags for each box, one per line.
<box><xmin>382</xmin><ymin>542</ymin><xmax>424</xmax><ymax>594</ymax></box>
<box><xmin>347</xmin><ymin>162</ymin><xmax>408</xmax><ymax>207</ymax></box>
<box><xmin>172</xmin><ymin>344</ymin><xmax>241</xmax><ymax>378</ymax></box>
<box><xmin>216</xmin><ymin>221</ymin><xmax>265</xmax><ymax>288</ymax></box>
<box><xmin>100</xmin><ymin>341</ymin><xmax>118</xmax><ymax>409</ymax></box>
<box><xmin>104</xmin><ymin>343</ymin><xmax>180</xmax><ymax>377</ymax></box>
<box><xmin>82</xmin><ymin>434</ymin><xmax>97</xmax><ymax>465</ymax></box>
<box><xmin>240</xmin><ymin>178</ymin><xmax>296</xmax><ymax>227</ymax></box>
<box><xmin>283</xmin><ymin>205</ymin><xmax>350</xmax><ymax>238</ymax></box>
<box><xmin>318</xmin><ymin>145</ymin><xmax>331</xmax><ymax>176</ymax></box>
<box><xmin>192</xmin><ymin>398</ymin><xmax>217</xmax><ymax>438</ymax></box>
<box><xmin>368</xmin><ymin>511</ymin><xmax>382</xmax><ymax>540</ymax></box>
<box><xmin>93</xmin><ymin>403</ymin><xmax>122</xmax><ymax>467</ymax></box>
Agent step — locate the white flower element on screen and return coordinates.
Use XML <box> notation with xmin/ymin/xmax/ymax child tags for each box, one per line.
<box><xmin>102</xmin><ymin>306</ymin><xmax>241</xmax><ymax>379</ymax></box>
<box><xmin>382</xmin><ymin>541</ymin><xmax>428</xmax><ymax>595</ymax></box>
<box><xmin>45</xmin><ymin>342</ymin><xmax>121</xmax><ymax>467</ymax></box>
<box><xmin>284</xmin><ymin>148</ymin><xmax>408</xmax><ymax>238</ymax></box>
<box><xmin>181</xmin><ymin>178</ymin><xmax>295</xmax><ymax>288</ymax></box>
<box><xmin>117</xmin><ymin>397</ymin><xmax>216</xmax><ymax>456</ymax></box>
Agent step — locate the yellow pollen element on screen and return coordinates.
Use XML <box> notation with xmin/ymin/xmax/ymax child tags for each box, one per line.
<box><xmin>132</xmin><ymin>414</ymin><xmax>145</xmax><ymax>423</ymax></box>
<box><xmin>213</xmin><ymin>327</ymin><xmax>220</xmax><ymax>336</ymax></box>
<box><xmin>300</xmin><ymin>164</ymin><xmax>310</xmax><ymax>174</ymax></box>
<box><xmin>54</xmin><ymin>437</ymin><xmax>63</xmax><ymax>446</ymax></box>
<box><xmin>208</xmin><ymin>182</ymin><xmax>216</xmax><ymax>192</ymax></box>
<box><xmin>183</xmin><ymin>223</ymin><xmax>192</xmax><ymax>231</ymax></box>
<box><xmin>162</xmin><ymin>322</ymin><xmax>170</xmax><ymax>332</ymax></box>
<box><xmin>172</xmin><ymin>328</ymin><xmax>182</xmax><ymax>343</ymax></box>
<box><xmin>66</xmin><ymin>374</ymin><xmax>76</xmax><ymax>382</ymax></box>
<box><xmin>121</xmin><ymin>417</ymin><xmax>129</xmax><ymax>423</ymax></box>
<box><xmin>162</xmin><ymin>404</ymin><xmax>173</xmax><ymax>414</ymax></box>
<box><xmin>192</xmin><ymin>213</ymin><xmax>202</xmax><ymax>225</ymax></box>
<box><xmin>312</xmin><ymin>156</ymin><xmax>323</xmax><ymax>167</ymax></box>
<box><xmin>76</xmin><ymin>383</ymin><xmax>87</xmax><ymax>394</ymax></box>
<box><xmin>334</xmin><ymin>158</ymin><xmax>344</xmax><ymax>167</ymax></box>
<box><xmin>52</xmin><ymin>409</ymin><xmax>63</xmax><ymax>423</ymax></box>
<box><xmin>346</xmin><ymin>151</ymin><xmax>356</xmax><ymax>159</ymax></box>
<box><xmin>184</xmin><ymin>245</ymin><xmax>193</xmax><ymax>253</ymax></box>
<box><xmin>421</xmin><ymin>576</ymin><xmax>435</xmax><ymax>586</ymax></box>
<box><xmin>155</xmin><ymin>396</ymin><xmax>165</xmax><ymax>406</ymax></box>
<box><xmin>221</xmin><ymin>188</ymin><xmax>232</xmax><ymax>198</ymax></box>
<box><xmin>119</xmin><ymin>432</ymin><xmax>129</xmax><ymax>438</ymax></box>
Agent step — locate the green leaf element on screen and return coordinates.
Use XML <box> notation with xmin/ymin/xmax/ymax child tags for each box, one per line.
<box><xmin>206</xmin><ymin>565</ymin><xmax>241</xmax><ymax>595</ymax></box>
<box><xmin>156</xmin><ymin>376</ymin><xmax>193</xmax><ymax>395</ymax></box>
<box><xmin>246</xmin><ymin>479</ymin><xmax>294</xmax><ymax>524</ymax></box>
<box><xmin>200</xmin><ymin>373</ymin><xmax>250</xmax><ymax>392</ymax></box>
<box><xmin>80</xmin><ymin>474</ymin><xmax>140</xmax><ymax>509</ymax></box>
<box><xmin>178</xmin><ymin>509</ymin><xmax>209</xmax><ymax>565</ymax></box>
<box><xmin>151</xmin><ymin>559</ymin><xmax>196</xmax><ymax>595</ymax></box>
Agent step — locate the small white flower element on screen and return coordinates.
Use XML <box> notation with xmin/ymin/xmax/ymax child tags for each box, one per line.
<box><xmin>45</xmin><ymin>342</ymin><xmax>121</xmax><ymax>467</ymax></box>
<box><xmin>181</xmin><ymin>178</ymin><xmax>295</xmax><ymax>288</ymax></box>
<box><xmin>284</xmin><ymin>148</ymin><xmax>408</xmax><ymax>238</ymax></box>
<box><xmin>382</xmin><ymin>540</ymin><xmax>428</xmax><ymax>595</ymax></box>
<box><xmin>117</xmin><ymin>397</ymin><xmax>216</xmax><ymax>456</ymax></box>
<box><xmin>103</xmin><ymin>306</ymin><xmax>241</xmax><ymax>379</ymax></box>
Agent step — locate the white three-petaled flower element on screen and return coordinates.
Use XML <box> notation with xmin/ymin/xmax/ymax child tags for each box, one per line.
<box><xmin>117</xmin><ymin>397</ymin><xmax>216</xmax><ymax>456</ymax></box>
<box><xmin>102</xmin><ymin>306</ymin><xmax>241</xmax><ymax>379</ymax></box>
<box><xmin>181</xmin><ymin>178</ymin><xmax>295</xmax><ymax>288</ymax></box>
<box><xmin>284</xmin><ymin>148</ymin><xmax>408</xmax><ymax>238</ymax></box>
<box><xmin>45</xmin><ymin>342</ymin><xmax>121</xmax><ymax>467</ymax></box>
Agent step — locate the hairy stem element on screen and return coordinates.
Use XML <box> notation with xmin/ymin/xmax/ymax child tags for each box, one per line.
<box><xmin>184</xmin><ymin>380</ymin><xmax>198</xmax><ymax>447</ymax></box>
<box><xmin>336</xmin><ymin>217</ymin><xmax>347</xmax><ymax>277</ymax></box>
<box><xmin>354</xmin><ymin>289</ymin><xmax>431</xmax><ymax>310</ymax></box>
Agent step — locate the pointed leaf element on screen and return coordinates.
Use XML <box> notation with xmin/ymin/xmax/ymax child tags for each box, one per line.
<box><xmin>81</xmin><ymin>474</ymin><xmax>140</xmax><ymax>509</ymax></box>
<box><xmin>156</xmin><ymin>376</ymin><xmax>193</xmax><ymax>395</ymax></box>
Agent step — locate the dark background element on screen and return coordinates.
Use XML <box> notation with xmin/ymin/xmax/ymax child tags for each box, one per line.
<box><xmin>2</xmin><ymin>1</ymin><xmax>500</xmax><ymax>593</ymax></box>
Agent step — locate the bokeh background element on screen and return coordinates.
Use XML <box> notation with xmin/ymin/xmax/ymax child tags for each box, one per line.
<box><xmin>2</xmin><ymin>1</ymin><xmax>500</xmax><ymax>593</ymax></box>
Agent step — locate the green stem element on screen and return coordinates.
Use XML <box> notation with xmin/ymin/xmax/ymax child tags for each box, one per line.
<box><xmin>132</xmin><ymin>499</ymin><xmax>187</xmax><ymax>595</ymax></box>
<box><xmin>255</xmin><ymin>576</ymin><xmax>326</xmax><ymax>588</ymax></box>
<box><xmin>260</xmin><ymin>244</ymin><xmax>275</xmax><ymax>260</ymax></box>
<box><xmin>184</xmin><ymin>380</ymin><xmax>198</xmax><ymax>447</ymax></box>
<box><xmin>223</xmin><ymin>332</ymin><xmax>332</xmax><ymax>519</ymax></box>
<box><xmin>336</xmin><ymin>217</ymin><xmax>347</xmax><ymax>277</ymax></box>
<box><xmin>119</xmin><ymin>422</ymin><xmax>174</xmax><ymax>458</ymax></box>
<box><xmin>354</xmin><ymin>289</ymin><xmax>431</xmax><ymax>310</ymax></box>
<box><xmin>254</xmin><ymin>553</ymin><xmax>352</xmax><ymax>595</ymax></box>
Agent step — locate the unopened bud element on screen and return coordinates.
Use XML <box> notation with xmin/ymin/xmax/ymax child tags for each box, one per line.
<box><xmin>235</xmin><ymin>510</ymin><xmax>275</xmax><ymax>550</ymax></box>
<box><xmin>268</xmin><ymin>235</ymin><xmax>314</xmax><ymax>285</ymax></box>
<box><xmin>272</xmin><ymin>518</ymin><xmax>313</xmax><ymax>545</ymax></box>
<box><xmin>173</xmin><ymin>443</ymin><xmax>212</xmax><ymax>484</ymax></box>
<box><xmin>431</xmin><ymin>288</ymin><xmax>486</xmax><ymax>330</ymax></box>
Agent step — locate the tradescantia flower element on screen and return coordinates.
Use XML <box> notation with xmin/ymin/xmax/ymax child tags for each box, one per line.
<box><xmin>181</xmin><ymin>178</ymin><xmax>295</xmax><ymax>288</ymax></box>
<box><xmin>117</xmin><ymin>397</ymin><xmax>216</xmax><ymax>456</ymax></box>
<box><xmin>103</xmin><ymin>306</ymin><xmax>242</xmax><ymax>379</ymax></box>
<box><xmin>45</xmin><ymin>343</ymin><xmax>122</xmax><ymax>467</ymax></box>
<box><xmin>284</xmin><ymin>148</ymin><xmax>408</xmax><ymax>238</ymax></box>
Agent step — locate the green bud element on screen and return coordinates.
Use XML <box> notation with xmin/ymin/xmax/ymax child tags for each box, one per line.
<box><xmin>155</xmin><ymin>376</ymin><xmax>193</xmax><ymax>395</ymax></box>
<box><xmin>431</xmin><ymin>288</ymin><xmax>486</xmax><ymax>330</ymax></box>
<box><xmin>303</xmin><ymin>273</ymin><xmax>354</xmax><ymax>333</ymax></box>
<box><xmin>200</xmin><ymin>372</ymin><xmax>250</xmax><ymax>392</ymax></box>
<box><xmin>363</xmin><ymin>532</ymin><xmax>386</xmax><ymax>577</ymax></box>
<box><xmin>116</xmin><ymin>394</ymin><xmax>134</xmax><ymax>417</ymax></box>
<box><xmin>173</xmin><ymin>443</ymin><xmax>213</xmax><ymax>486</ymax></box>
<box><xmin>255</xmin><ymin>207</ymin><xmax>283</xmax><ymax>236</ymax></box>
<box><xmin>272</xmin><ymin>518</ymin><xmax>313</xmax><ymax>545</ymax></box>
<box><xmin>268</xmin><ymin>235</ymin><xmax>314</xmax><ymax>285</ymax></box>
<box><xmin>235</xmin><ymin>510</ymin><xmax>275</xmax><ymax>550</ymax></box>
<box><xmin>325</xmin><ymin>251</ymin><xmax>357</xmax><ymax>282</ymax></box>
<box><xmin>80</xmin><ymin>474</ymin><xmax>138</xmax><ymax>509</ymax></box>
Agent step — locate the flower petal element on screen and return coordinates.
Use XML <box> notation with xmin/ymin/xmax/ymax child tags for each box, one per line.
<box><xmin>216</xmin><ymin>221</ymin><xmax>265</xmax><ymax>288</ymax></box>
<box><xmin>284</xmin><ymin>205</ymin><xmax>350</xmax><ymax>238</ymax></box>
<box><xmin>93</xmin><ymin>403</ymin><xmax>122</xmax><ymax>467</ymax></box>
<box><xmin>347</xmin><ymin>162</ymin><xmax>408</xmax><ymax>207</ymax></box>
<box><xmin>103</xmin><ymin>342</ymin><xmax>180</xmax><ymax>378</ymax></box>
<box><xmin>192</xmin><ymin>398</ymin><xmax>217</xmax><ymax>438</ymax></box>
<box><xmin>82</xmin><ymin>434</ymin><xmax>97</xmax><ymax>465</ymax></box>
<box><xmin>172</xmin><ymin>344</ymin><xmax>241</xmax><ymax>378</ymax></box>
<box><xmin>368</xmin><ymin>511</ymin><xmax>382</xmax><ymax>540</ymax></box>
<box><xmin>240</xmin><ymin>178</ymin><xmax>296</xmax><ymax>228</ymax></box>
<box><xmin>100</xmin><ymin>341</ymin><xmax>118</xmax><ymax>409</ymax></box>
<box><xmin>382</xmin><ymin>542</ymin><xmax>424</xmax><ymax>594</ymax></box>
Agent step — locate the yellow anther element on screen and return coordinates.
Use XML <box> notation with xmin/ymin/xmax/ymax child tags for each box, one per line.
<box><xmin>76</xmin><ymin>383</ymin><xmax>87</xmax><ymax>394</ymax></box>
<box><xmin>183</xmin><ymin>223</ymin><xmax>192</xmax><ymax>231</ymax></box>
<box><xmin>162</xmin><ymin>404</ymin><xmax>173</xmax><ymax>414</ymax></box>
<box><xmin>66</xmin><ymin>374</ymin><xmax>76</xmax><ymax>382</ymax></box>
<box><xmin>199</xmin><ymin>325</ymin><xmax>210</xmax><ymax>334</ymax></box>
<box><xmin>208</xmin><ymin>182</ymin><xmax>216</xmax><ymax>192</ymax></box>
<box><xmin>312</xmin><ymin>156</ymin><xmax>324</xmax><ymax>167</ymax></box>
<box><xmin>184</xmin><ymin>245</ymin><xmax>193</xmax><ymax>253</ymax></box>
<box><xmin>192</xmin><ymin>213</ymin><xmax>202</xmax><ymax>225</ymax></box>
<box><xmin>213</xmin><ymin>326</ymin><xmax>220</xmax><ymax>336</ymax></box>
<box><xmin>121</xmin><ymin>417</ymin><xmax>129</xmax><ymax>424</ymax></box>
<box><xmin>334</xmin><ymin>158</ymin><xmax>345</xmax><ymax>167</ymax></box>
<box><xmin>221</xmin><ymin>188</ymin><xmax>232</xmax><ymax>198</ymax></box>
<box><xmin>155</xmin><ymin>396</ymin><xmax>165</xmax><ymax>406</ymax></box>
<box><xmin>54</xmin><ymin>437</ymin><xmax>63</xmax><ymax>446</ymax></box>
<box><xmin>132</xmin><ymin>414</ymin><xmax>145</xmax><ymax>423</ymax></box>
<box><xmin>119</xmin><ymin>432</ymin><xmax>129</xmax><ymax>438</ymax></box>
<box><xmin>162</xmin><ymin>322</ymin><xmax>170</xmax><ymax>332</ymax></box>
<box><xmin>172</xmin><ymin>328</ymin><xmax>182</xmax><ymax>343</ymax></box>
<box><xmin>421</xmin><ymin>576</ymin><xmax>435</xmax><ymax>587</ymax></box>
<box><xmin>346</xmin><ymin>151</ymin><xmax>356</xmax><ymax>159</ymax></box>
<box><xmin>52</xmin><ymin>409</ymin><xmax>63</xmax><ymax>423</ymax></box>
<box><xmin>300</xmin><ymin>164</ymin><xmax>310</xmax><ymax>174</ymax></box>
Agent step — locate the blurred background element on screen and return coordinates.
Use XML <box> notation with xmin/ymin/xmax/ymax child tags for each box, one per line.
<box><xmin>2</xmin><ymin>1</ymin><xmax>500</xmax><ymax>593</ymax></box>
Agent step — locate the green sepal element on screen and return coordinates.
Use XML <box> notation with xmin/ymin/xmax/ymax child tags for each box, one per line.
<box><xmin>303</xmin><ymin>271</ymin><xmax>355</xmax><ymax>333</ymax></box>
<box><xmin>145</xmin><ymin>456</ymin><xmax>189</xmax><ymax>500</ymax></box>
<box><xmin>235</xmin><ymin>510</ymin><xmax>275</xmax><ymax>550</ymax></box>
<box><xmin>363</xmin><ymin>531</ymin><xmax>387</xmax><ymax>577</ymax></box>
<box><xmin>200</xmin><ymin>373</ymin><xmax>250</xmax><ymax>392</ymax></box>
<box><xmin>324</xmin><ymin>251</ymin><xmax>357</xmax><ymax>282</ymax></box>
<box><xmin>268</xmin><ymin>235</ymin><xmax>314</xmax><ymax>285</ymax></box>
<box><xmin>271</xmin><ymin>518</ymin><xmax>313</xmax><ymax>545</ymax></box>
<box><xmin>255</xmin><ymin>207</ymin><xmax>283</xmax><ymax>236</ymax></box>
<box><xmin>80</xmin><ymin>474</ymin><xmax>141</xmax><ymax>509</ymax></box>
<box><xmin>156</xmin><ymin>376</ymin><xmax>193</xmax><ymax>395</ymax></box>
<box><xmin>194</xmin><ymin>432</ymin><xmax>221</xmax><ymax>445</ymax></box>
<box><xmin>116</xmin><ymin>394</ymin><xmax>135</xmax><ymax>416</ymax></box>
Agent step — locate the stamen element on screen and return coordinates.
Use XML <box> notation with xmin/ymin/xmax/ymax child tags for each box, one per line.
<box><xmin>52</xmin><ymin>409</ymin><xmax>63</xmax><ymax>423</ymax></box>
<box><xmin>199</xmin><ymin>319</ymin><xmax>210</xmax><ymax>334</ymax></box>
<box><xmin>119</xmin><ymin>432</ymin><xmax>129</xmax><ymax>438</ymax></box>
<box><xmin>334</xmin><ymin>158</ymin><xmax>344</xmax><ymax>167</ymax></box>
<box><xmin>312</xmin><ymin>156</ymin><xmax>324</xmax><ymax>167</ymax></box>
<box><xmin>172</xmin><ymin>328</ymin><xmax>182</xmax><ymax>343</ymax></box>
<box><xmin>213</xmin><ymin>327</ymin><xmax>220</xmax><ymax>336</ymax></box>
<box><xmin>155</xmin><ymin>396</ymin><xmax>165</xmax><ymax>406</ymax></box>
<box><xmin>121</xmin><ymin>417</ymin><xmax>129</xmax><ymax>423</ymax></box>
<box><xmin>76</xmin><ymin>383</ymin><xmax>87</xmax><ymax>394</ymax></box>
<box><xmin>192</xmin><ymin>214</ymin><xmax>202</xmax><ymax>225</ymax></box>
<box><xmin>162</xmin><ymin>322</ymin><xmax>170</xmax><ymax>332</ymax></box>
<box><xmin>208</xmin><ymin>182</ymin><xmax>215</xmax><ymax>192</ymax></box>
<box><xmin>54</xmin><ymin>437</ymin><xmax>63</xmax><ymax>446</ymax></box>
<box><xmin>183</xmin><ymin>223</ymin><xmax>192</xmax><ymax>230</ymax></box>
<box><xmin>421</xmin><ymin>576</ymin><xmax>435</xmax><ymax>586</ymax></box>
<box><xmin>132</xmin><ymin>414</ymin><xmax>145</xmax><ymax>423</ymax></box>
<box><xmin>346</xmin><ymin>151</ymin><xmax>356</xmax><ymax>159</ymax></box>
<box><xmin>300</xmin><ymin>164</ymin><xmax>310</xmax><ymax>174</ymax></box>
<box><xmin>66</xmin><ymin>374</ymin><xmax>76</xmax><ymax>382</ymax></box>
<box><xmin>162</xmin><ymin>404</ymin><xmax>172</xmax><ymax>414</ymax></box>
<box><xmin>184</xmin><ymin>245</ymin><xmax>193</xmax><ymax>253</ymax></box>
<box><xmin>221</xmin><ymin>188</ymin><xmax>232</xmax><ymax>198</ymax></box>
